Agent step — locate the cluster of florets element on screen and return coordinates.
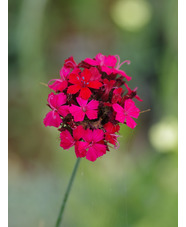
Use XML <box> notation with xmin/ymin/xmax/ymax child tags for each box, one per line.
<box><xmin>43</xmin><ymin>53</ymin><xmax>142</xmax><ymax>162</ymax></box>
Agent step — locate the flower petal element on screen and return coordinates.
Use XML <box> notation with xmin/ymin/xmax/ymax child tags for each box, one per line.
<box><xmin>89</xmin><ymin>67</ymin><xmax>102</xmax><ymax>81</ymax></box>
<box><xmin>114</xmin><ymin>69</ymin><xmax>131</xmax><ymax>81</ymax></box>
<box><xmin>69</xmin><ymin>73</ymin><xmax>81</xmax><ymax>85</ymax></box>
<box><xmin>83</xmin><ymin>129</ymin><xmax>93</xmax><ymax>143</ymax></box>
<box><xmin>58</xmin><ymin>105</ymin><xmax>69</xmax><ymax>117</ymax></box>
<box><xmin>60</xmin><ymin>66</ymin><xmax>70</xmax><ymax>78</ymax></box>
<box><xmin>69</xmin><ymin>105</ymin><xmax>85</xmax><ymax>122</ymax></box>
<box><xmin>86</xmin><ymin>147</ymin><xmax>98</xmax><ymax>162</ymax></box>
<box><xmin>76</xmin><ymin>97</ymin><xmax>88</xmax><ymax>107</ymax></box>
<box><xmin>104</xmin><ymin>55</ymin><xmax>117</xmax><ymax>67</ymax></box>
<box><xmin>60</xmin><ymin>130</ymin><xmax>74</xmax><ymax>149</ymax></box>
<box><xmin>67</xmin><ymin>84</ymin><xmax>81</xmax><ymax>94</ymax></box>
<box><xmin>93</xmin><ymin>143</ymin><xmax>107</xmax><ymax>156</ymax></box>
<box><xmin>115</xmin><ymin>112</ymin><xmax>125</xmax><ymax>123</ymax></box>
<box><xmin>81</xmin><ymin>68</ymin><xmax>92</xmax><ymax>82</ymax></box>
<box><xmin>75</xmin><ymin>141</ymin><xmax>88</xmax><ymax>158</ymax></box>
<box><xmin>83</xmin><ymin>58</ymin><xmax>98</xmax><ymax>66</ymax></box>
<box><xmin>88</xmin><ymin>81</ymin><xmax>102</xmax><ymax>89</ymax></box>
<box><xmin>113</xmin><ymin>103</ymin><xmax>124</xmax><ymax>114</ymax></box>
<box><xmin>48</xmin><ymin>80</ymin><xmax>68</xmax><ymax>92</ymax></box>
<box><xmin>86</xmin><ymin>109</ymin><xmax>98</xmax><ymax>120</ymax></box>
<box><xmin>79</xmin><ymin>87</ymin><xmax>92</xmax><ymax>100</ymax></box>
<box><xmin>92</xmin><ymin>129</ymin><xmax>104</xmax><ymax>142</ymax></box>
<box><xmin>101</xmin><ymin>66</ymin><xmax>113</xmax><ymax>75</ymax></box>
<box><xmin>73</xmin><ymin>125</ymin><xmax>85</xmax><ymax>141</ymax></box>
<box><xmin>86</xmin><ymin>143</ymin><xmax>106</xmax><ymax>162</ymax></box>
<box><xmin>124</xmin><ymin>99</ymin><xmax>140</xmax><ymax>118</ymax></box>
<box><xmin>43</xmin><ymin>111</ymin><xmax>62</xmax><ymax>128</ymax></box>
<box><xmin>86</xmin><ymin>100</ymin><xmax>99</xmax><ymax>110</ymax></box>
<box><xmin>125</xmin><ymin>116</ymin><xmax>137</xmax><ymax>129</ymax></box>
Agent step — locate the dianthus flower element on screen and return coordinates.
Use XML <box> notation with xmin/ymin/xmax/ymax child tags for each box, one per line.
<box><xmin>43</xmin><ymin>54</ymin><xmax>142</xmax><ymax>162</ymax></box>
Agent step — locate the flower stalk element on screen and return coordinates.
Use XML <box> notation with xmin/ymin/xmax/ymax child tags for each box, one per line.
<box><xmin>55</xmin><ymin>158</ymin><xmax>81</xmax><ymax>227</ymax></box>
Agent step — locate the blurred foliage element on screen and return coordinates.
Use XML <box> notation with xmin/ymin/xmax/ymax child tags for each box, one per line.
<box><xmin>8</xmin><ymin>0</ymin><xmax>177</xmax><ymax>226</ymax></box>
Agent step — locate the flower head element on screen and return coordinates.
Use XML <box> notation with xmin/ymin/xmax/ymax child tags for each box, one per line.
<box><xmin>113</xmin><ymin>99</ymin><xmax>140</xmax><ymax>129</ymax></box>
<box><xmin>43</xmin><ymin>54</ymin><xmax>142</xmax><ymax>161</ymax></box>
<box><xmin>67</xmin><ymin>68</ymin><xmax>102</xmax><ymax>100</ymax></box>
<box><xmin>43</xmin><ymin>92</ymin><xmax>69</xmax><ymax>127</ymax></box>
<box><xmin>69</xmin><ymin>97</ymin><xmax>99</xmax><ymax>122</ymax></box>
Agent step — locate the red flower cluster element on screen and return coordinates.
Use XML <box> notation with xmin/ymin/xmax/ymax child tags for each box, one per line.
<box><xmin>43</xmin><ymin>53</ymin><xmax>142</xmax><ymax>162</ymax></box>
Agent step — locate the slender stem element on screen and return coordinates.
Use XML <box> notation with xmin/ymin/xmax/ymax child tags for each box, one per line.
<box><xmin>55</xmin><ymin>158</ymin><xmax>81</xmax><ymax>227</ymax></box>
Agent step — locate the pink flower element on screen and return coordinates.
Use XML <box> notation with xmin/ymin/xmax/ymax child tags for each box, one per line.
<box><xmin>60</xmin><ymin>125</ymin><xmax>84</xmax><ymax>149</ymax></box>
<box><xmin>124</xmin><ymin>83</ymin><xmax>143</xmax><ymax>101</ymax></box>
<box><xmin>84</xmin><ymin>53</ymin><xmax>117</xmax><ymax>75</ymax></box>
<box><xmin>48</xmin><ymin>66</ymin><xmax>69</xmax><ymax>92</ymax></box>
<box><xmin>44</xmin><ymin>54</ymin><xmax>143</xmax><ymax>161</ymax></box>
<box><xmin>113</xmin><ymin>99</ymin><xmax>140</xmax><ymax>129</ymax></box>
<box><xmin>111</xmin><ymin>88</ymin><xmax>123</xmax><ymax>104</ymax></box>
<box><xmin>67</xmin><ymin>68</ymin><xmax>102</xmax><ymax>100</ymax></box>
<box><xmin>64</xmin><ymin>56</ymin><xmax>78</xmax><ymax>69</ymax></box>
<box><xmin>102</xmin><ymin>79</ymin><xmax>116</xmax><ymax>101</ymax></box>
<box><xmin>104</xmin><ymin>122</ymin><xmax>120</xmax><ymax>147</ymax></box>
<box><xmin>84</xmin><ymin>53</ymin><xmax>131</xmax><ymax>81</ymax></box>
<box><xmin>43</xmin><ymin>92</ymin><xmax>69</xmax><ymax>127</ymax></box>
<box><xmin>78</xmin><ymin>129</ymin><xmax>107</xmax><ymax>162</ymax></box>
<box><xmin>112</xmin><ymin>55</ymin><xmax>131</xmax><ymax>81</ymax></box>
<box><xmin>69</xmin><ymin>97</ymin><xmax>99</xmax><ymax>122</ymax></box>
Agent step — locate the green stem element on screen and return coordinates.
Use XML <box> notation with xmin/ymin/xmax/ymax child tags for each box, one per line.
<box><xmin>55</xmin><ymin>158</ymin><xmax>81</xmax><ymax>227</ymax></box>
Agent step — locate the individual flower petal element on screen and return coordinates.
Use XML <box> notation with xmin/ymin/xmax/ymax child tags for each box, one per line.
<box><xmin>101</xmin><ymin>66</ymin><xmax>113</xmax><ymax>75</ymax></box>
<box><xmin>92</xmin><ymin>129</ymin><xmax>104</xmax><ymax>142</ymax></box>
<box><xmin>58</xmin><ymin>105</ymin><xmax>69</xmax><ymax>117</ymax></box>
<box><xmin>89</xmin><ymin>67</ymin><xmax>102</xmax><ymax>81</ymax></box>
<box><xmin>76</xmin><ymin>97</ymin><xmax>88</xmax><ymax>107</ymax></box>
<box><xmin>113</xmin><ymin>69</ymin><xmax>131</xmax><ymax>81</ymax></box>
<box><xmin>60</xmin><ymin>130</ymin><xmax>74</xmax><ymax>149</ymax></box>
<box><xmin>113</xmin><ymin>103</ymin><xmax>124</xmax><ymax>114</ymax></box>
<box><xmin>69</xmin><ymin>73</ymin><xmax>81</xmax><ymax>85</ymax></box>
<box><xmin>104</xmin><ymin>122</ymin><xmax>120</xmax><ymax>145</ymax></box>
<box><xmin>86</xmin><ymin>147</ymin><xmax>98</xmax><ymax>162</ymax></box>
<box><xmin>86</xmin><ymin>143</ymin><xmax>106</xmax><ymax>162</ymax></box>
<box><xmin>115</xmin><ymin>112</ymin><xmax>125</xmax><ymax>123</ymax></box>
<box><xmin>75</xmin><ymin>141</ymin><xmax>88</xmax><ymax>158</ymax></box>
<box><xmin>79</xmin><ymin>87</ymin><xmax>92</xmax><ymax>100</ymax></box>
<box><xmin>111</xmin><ymin>88</ymin><xmax>123</xmax><ymax>104</ymax></box>
<box><xmin>125</xmin><ymin>116</ymin><xmax>137</xmax><ymax>129</ymax></box>
<box><xmin>104</xmin><ymin>122</ymin><xmax>120</xmax><ymax>133</ymax></box>
<box><xmin>88</xmin><ymin>81</ymin><xmax>102</xmax><ymax>89</ymax></box>
<box><xmin>48</xmin><ymin>80</ymin><xmax>68</xmax><ymax>92</ymax></box>
<box><xmin>93</xmin><ymin>143</ymin><xmax>107</xmax><ymax>157</ymax></box>
<box><xmin>73</xmin><ymin>125</ymin><xmax>85</xmax><ymax>141</ymax></box>
<box><xmin>83</xmin><ymin>58</ymin><xmax>98</xmax><ymax>66</ymax></box>
<box><xmin>67</xmin><ymin>84</ymin><xmax>81</xmax><ymax>94</ymax></box>
<box><xmin>81</xmin><ymin>68</ymin><xmax>92</xmax><ymax>81</ymax></box>
<box><xmin>48</xmin><ymin>92</ymin><xmax>67</xmax><ymax>109</ymax></box>
<box><xmin>82</xmin><ymin>129</ymin><xmax>93</xmax><ymax>143</ymax></box>
<box><xmin>64</xmin><ymin>56</ymin><xmax>77</xmax><ymax>69</ymax></box>
<box><xmin>104</xmin><ymin>55</ymin><xmax>117</xmax><ymax>67</ymax></box>
<box><xmin>60</xmin><ymin>66</ymin><xmax>71</xmax><ymax>78</ymax></box>
<box><xmin>86</xmin><ymin>100</ymin><xmax>99</xmax><ymax>110</ymax></box>
<box><xmin>86</xmin><ymin>109</ymin><xmax>98</xmax><ymax>120</ymax></box>
<box><xmin>69</xmin><ymin>105</ymin><xmax>85</xmax><ymax>122</ymax></box>
<box><xmin>43</xmin><ymin>111</ymin><xmax>62</xmax><ymax>128</ymax></box>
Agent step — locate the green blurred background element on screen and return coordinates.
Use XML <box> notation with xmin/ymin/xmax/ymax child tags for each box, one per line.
<box><xmin>8</xmin><ymin>0</ymin><xmax>178</xmax><ymax>226</ymax></box>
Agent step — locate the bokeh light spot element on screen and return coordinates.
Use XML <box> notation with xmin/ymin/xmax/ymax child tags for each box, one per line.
<box><xmin>111</xmin><ymin>0</ymin><xmax>152</xmax><ymax>31</ymax></box>
<box><xmin>149</xmin><ymin>117</ymin><xmax>178</xmax><ymax>152</ymax></box>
